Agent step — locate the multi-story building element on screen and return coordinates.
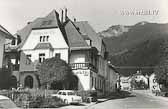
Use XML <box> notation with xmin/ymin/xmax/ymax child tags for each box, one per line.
<box><xmin>0</xmin><ymin>25</ymin><xmax>14</xmax><ymax>68</ymax></box>
<box><xmin>5</xmin><ymin>9</ymin><xmax>118</xmax><ymax>94</ymax></box>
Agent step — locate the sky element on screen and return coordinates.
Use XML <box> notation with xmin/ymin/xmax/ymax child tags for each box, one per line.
<box><xmin>0</xmin><ymin>0</ymin><xmax>168</xmax><ymax>34</ymax></box>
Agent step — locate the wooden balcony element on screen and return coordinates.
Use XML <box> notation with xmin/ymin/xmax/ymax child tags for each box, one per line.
<box><xmin>70</xmin><ymin>63</ymin><xmax>98</xmax><ymax>73</ymax></box>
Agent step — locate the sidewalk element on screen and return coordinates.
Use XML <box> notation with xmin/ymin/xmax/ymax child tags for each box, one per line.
<box><xmin>133</xmin><ymin>90</ymin><xmax>168</xmax><ymax>102</ymax></box>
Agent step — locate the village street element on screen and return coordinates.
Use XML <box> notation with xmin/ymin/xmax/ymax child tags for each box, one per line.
<box><xmin>60</xmin><ymin>90</ymin><xmax>168</xmax><ymax>109</ymax></box>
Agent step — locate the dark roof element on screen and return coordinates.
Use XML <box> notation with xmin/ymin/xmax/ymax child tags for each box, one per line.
<box><xmin>16</xmin><ymin>10</ymin><xmax>60</xmax><ymax>50</ymax></box>
<box><xmin>34</xmin><ymin>43</ymin><xmax>53</xmax><ymax>50</ymax></box>
<box><xmin>64</xmin><ymin>20</ymin><xmax>90</xmax><ymax>50</ymax></box>
<box><xmin>74</xmin><ymin>21</ymin><xmax>102</xmax><ymax>52</ymax></box>
<box><xmin>32</xmin><ymin>10</ymin><xmax>59</xmax><ymax>29</ymax></box>
<box><xmin>82</xmin><ymin>34</ymin><xmax>91</xmax><ymax>40</ymax></box>
<box><xmin>0</xmin><ymin>25</ymin><xmax>14</xmax><ymax>39</ymax></box>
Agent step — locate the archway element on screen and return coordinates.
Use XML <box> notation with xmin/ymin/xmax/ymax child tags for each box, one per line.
<box><xmin>24</xmin><ymin>75</ymin><xmax>33</xmax><ymax>88</ymax></box>
<box><xmin>69</xmin><ymin>75</ymin><xmax>79</xmax><ymax>90</ymax></box>
<box><xmin>10</xmin><ymin>76</ymin><xmax>17</xmax><ymax>88</ymax></box>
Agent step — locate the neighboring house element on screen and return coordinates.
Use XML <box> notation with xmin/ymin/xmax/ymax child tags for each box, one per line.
<box><xmin>18</xmin><ymin>10</ymin><xmax>69</xmax><ymax>88</ymax></box>
<box><xmin>132</xmin><ymin>71</ymin><xmax>148</xmax><ymax>85</ymax></box>
<box><xmin>149</xmin><ymin>73</ymin><xmax>160</xmax><ymax>92</ymax></box>
<box><xmin>0</xmin><ymin>25</ymin><xmax>14</xmax><ymax>68</ymax></box>
<box><xmin>5</xmin><ymin>9</ymin><xmax>118</xmax><ymax>95</ymax></box>
<box><xmin>120</xmin><ymin>76</ymin><xmax>131</xmax><ymax>90</ymax></box>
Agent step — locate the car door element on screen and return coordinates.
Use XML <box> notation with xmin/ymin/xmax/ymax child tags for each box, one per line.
<box><xmin>57</xmin><ymin>91</ymin><xmax>62</xmax><ymax>98</ymax></box>
<box><xmin>61</xmin><ymin>92</ymin><xmax>67</xmax><ymax>100</ymax></box>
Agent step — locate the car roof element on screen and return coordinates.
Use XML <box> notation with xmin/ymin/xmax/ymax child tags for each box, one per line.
<box><xmin>0</xmin><ymin>95</ymin><xmax>10</xmax><ymax>100</ymax></box>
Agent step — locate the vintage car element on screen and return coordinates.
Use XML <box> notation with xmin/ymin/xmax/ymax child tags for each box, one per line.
<box><xmin>51</xmin><ymin>90</ymin><xmax>82</xmax><ymax>104</ymax></box>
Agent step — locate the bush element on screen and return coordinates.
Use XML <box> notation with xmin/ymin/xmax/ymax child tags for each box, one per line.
<box><xmin>0</xmin><ymin>68</ymin><xmax>12</xmax><ymax>89</ymax></box>
<box><xmin>29</xmin><ymin>96</ymin><xmax>66</xmax><ymax>108</ymax></box>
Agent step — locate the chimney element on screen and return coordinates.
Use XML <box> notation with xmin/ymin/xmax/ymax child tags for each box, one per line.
<box><xmin>65</xmin><ymin>8</ymin><xmax>68</xmax><ymax>21</ymax></box>
<box><xmin>74</xmin><ymin>18</ymin><xmax>76</xmax><ymax>22</ymax></box>
<box><xmin>61</xmin><ymin>9</ymin><xmax>63</xmax><ymax>23</ymax></box>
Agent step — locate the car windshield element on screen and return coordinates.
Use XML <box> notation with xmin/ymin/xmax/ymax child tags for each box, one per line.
<box><xmin>0</xmin><ymin>99</ymin><xmax>17</xmax><ymax>108</ymax></box>
<box><xmin>67</xmin><ymin>92</ymin><xmax>76</xmax><ymax>95</ymax></box>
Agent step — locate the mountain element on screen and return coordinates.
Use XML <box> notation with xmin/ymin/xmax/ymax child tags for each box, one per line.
<box><xmin>103</xmin><ymin>22</ymin><xmax>168</xmax><ymax>55</ymax></box>
<box><xmin>98</xmin><ymin>25</ymin><xmax>131</xmax><ymax>37</ymax></box>
<box><xmin>101</xmin><ymin>22</ymin><xmax>168</xmax><ymax>76</ymax></box>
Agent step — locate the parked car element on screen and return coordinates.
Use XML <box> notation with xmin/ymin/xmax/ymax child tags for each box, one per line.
<box><xmin>0</xmin><ymin>95</ymin><xmax>18</xmax><ymax>108</ymax></box>
<box><xmin>51</xmin><ymin>90</ymin><xmax>82</xmax><ymax>104</ymax></box>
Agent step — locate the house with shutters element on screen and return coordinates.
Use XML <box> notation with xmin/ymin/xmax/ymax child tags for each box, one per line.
<box><xmin>5</xmin><ymin>9</ymin><xmax>118</xmax><ymax>95</ymax></box>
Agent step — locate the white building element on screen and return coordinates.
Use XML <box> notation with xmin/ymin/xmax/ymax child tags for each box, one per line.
<box><xmin>5</xmin><ymin>10</ymin><xmax>118</xmax><ymax>94</ymax></box>
<box><xmin>149</xmin><ymin>73</ymin><xmax>160</xmax><ymax>92</ymax></box>
<box><xmin>0</xmin><ymin>25</ymin><xmax>14</xmax><ymax>68</ymax></box>
<box><xmin>120</xmin><ymin>76</ymin><xmax>132</xmax><ymax>90</ymax></box>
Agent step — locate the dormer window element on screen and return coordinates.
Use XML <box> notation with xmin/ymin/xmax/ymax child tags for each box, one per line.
<box><xmin>40</xmin><ymin>36</ymin><xmax>49</xmax><ymax>42</ymax></box>
<box><xmin>86</xmin><ymin>39</ymin><xmax>92</xmax><ymax>46</ymax></box>
<box><xmin>40</xmin><ymin>36</ymin><xmax>43</xmax><ymax>42</ymax></box>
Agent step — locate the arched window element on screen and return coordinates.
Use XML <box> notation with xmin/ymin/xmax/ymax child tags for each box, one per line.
<box><xmin>24</xmin><ymin>75</ymin><xmax>33</xmax><ymax>88</ymax></box>
<box><xmin>10</xmin><ymin>76</ymin><xmax>17</xmax><ymax>88</ymax></box>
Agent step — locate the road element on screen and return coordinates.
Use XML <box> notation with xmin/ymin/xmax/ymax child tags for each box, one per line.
<box><xmin>60</xmin><ymin>90</ymin><xmax>168</xmax><ymax>109</ymax></box>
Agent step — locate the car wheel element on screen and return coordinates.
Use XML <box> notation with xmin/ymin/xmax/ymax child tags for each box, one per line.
<box><xmin>64</xmin><ymin>99</ymin><xmax>68</xmax><ymax>104</ymax></box>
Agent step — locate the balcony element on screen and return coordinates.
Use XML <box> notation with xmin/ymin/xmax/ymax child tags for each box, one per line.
<box><xmin>12</xmin><ymin>64</ymin><xmax>20</xmax><ymax>71</ymax></box>
<box><xmin>70</xmin><ymin>63</ymin><xmax>98</xmax><ymax>73</ymax></box>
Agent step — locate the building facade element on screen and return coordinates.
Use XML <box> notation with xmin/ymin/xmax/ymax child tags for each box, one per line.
<box><xmin>0</xmin><ymin>25</ymin><xmax>14</xmax><ymax>68</ymax></box>
<box><xmin>5</xmin><ymin>10</ymin><xmax>118</xmax><ymax>94</ymax></box>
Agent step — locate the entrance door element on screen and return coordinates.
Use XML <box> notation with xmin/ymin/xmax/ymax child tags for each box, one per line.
<box><xmin>24</xmin><ymin>75</ymin><xmax>33</xmax><ymax>88</ymax></box>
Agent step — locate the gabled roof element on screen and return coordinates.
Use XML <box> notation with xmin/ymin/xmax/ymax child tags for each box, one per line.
<box><xmin>32</xmin><ymin>10</ymin><xmax>59</xmax><ymax>29</ymax></box>
<box><xmin>74</xmin><ymin>21</ymin><xmax>102</xmax><ymax>52</ymax></box>
<box><xmin>64</xmin><ymin>20</ymin><xmax>90</xmax><ymax>50</ymax></box>
<box><xmin>34</xmin><ymin>43</ymin><xmax>53</xmax><ymax>50</ymax></box>
<box><xmin>0</xmin><ymin>25</ymin><xmax>14</xmax><ymax>39</ymax></box>
<box><xmin>16</xmin><ymin>10</ymin><xmax>61</xmax><ymax>50</ymax></box>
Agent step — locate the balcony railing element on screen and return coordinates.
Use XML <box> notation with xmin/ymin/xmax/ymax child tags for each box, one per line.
<box><xmin>70</xmin><ymin>63</ymin><xmax>98</xmax><ymax>73</ymax></box>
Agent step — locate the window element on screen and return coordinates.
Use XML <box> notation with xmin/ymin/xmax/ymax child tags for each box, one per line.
<box><xmin>40</xmin><ymin>36</ymin><xmax>43</xmax><ymax>42</ymax></box>
<box><xmin>95</xmin><ymin>78</ymin><xmax>96</xmax><ymax>89</ymax></box>
<box><xmin>39</xmin><ymin>53</ymin><xmax>45</xmax><ymax>63</ymax></box>
<box><xmin>62</xmin><ymin>92</ymin><xmax>66</xmax><ymax>95</ymax></box>
<box><xmin>26</xmin><ymin>55</ymin><xmax>31</xmax><ymax>64</ymax></box>
<box><xmin>58</xmin><ymin>92</ymin><xmax>62</xmax><ymax>95</ymax></box>
<box><xmin>67</xmin><ymin>92</ymin><xmax>75</xmax><ymax>95</ymax></box>
<box><xmin>55</xmin><ymin>53</ymin><xmax>61</xmax><ymax>58</ymax></box>
<box><xmin>40</xmin><ymin>36</ymin><xmax>49</xmax><ymax>42</ymax></box>
<box><xmin>46</xmin><ymin>36</ymin><xmax>49</xmax><ymax>41</ymax></box>
<box><xmin>11</xmin><ymin>39</ymin><xmax>16</xmax><ymax>45</ymax></box>
<box><xmin>91</xmin><ymin>77</ymin><xmax>94</xmax><ymax>87</ymax></box>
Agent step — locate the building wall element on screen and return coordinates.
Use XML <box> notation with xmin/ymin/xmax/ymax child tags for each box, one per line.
<box><xmin>0</xmin><ymin>35</ymin><xmax>5</xmax><ymax>68</ymax></box>
<box><xmin>120</xmin><ymin>77</ymin><xmax>131</xmax><ymax>90</ymax></box>
<box><xmin>20</xmin><ymin>72</ymin><xmax>39</xmax><ymax>88</ymax></box>
<box><xmin>22</xmin><ymin>28</ymin><xmax>68</xmax><ymax>50</ymax></box>
<box><xmin>149</xmin><ymin>73</ymin><xmax>160</xmax><ymax>91</ymax></box>
<box><xmin>19</xmin><ymin>27</ymin><xmax>69</xmax><ymax>88</ymax></box>
<box><xmin>73</xmin><ymin>69</ymin><xmax>91</xmax><ymax>91</ymax></box>
<box><xmin>109</xmin><ymin>67</ymin><xmax>118</xmax><ymax>92</ymax></box>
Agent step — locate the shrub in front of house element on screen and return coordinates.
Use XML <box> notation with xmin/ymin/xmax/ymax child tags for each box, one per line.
<box><xmin>29</xmin><ymin>95</ymin><xmax>66</xmax><ymax>108</ymax></box>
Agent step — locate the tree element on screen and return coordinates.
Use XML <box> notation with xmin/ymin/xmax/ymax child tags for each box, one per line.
<box><xmin>36</xmin><ymin>57</ymin><xmax>77</xmax><ymax>90</ymax></box>
<box><xmin>154</xmin><ymin>60</ymin><xmax>168</xmax><ymax>87</ymax></box>
<box><xmin>0</xmin><ymin>68</ymin><xmax>12</xmax><ymax>89</ymax></box>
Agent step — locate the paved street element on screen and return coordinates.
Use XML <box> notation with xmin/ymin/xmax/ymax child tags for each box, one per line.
<box><xmin>60</xmin><ymin>90</ymin><xmax>168</xmax><ymax>109</ymax></box>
